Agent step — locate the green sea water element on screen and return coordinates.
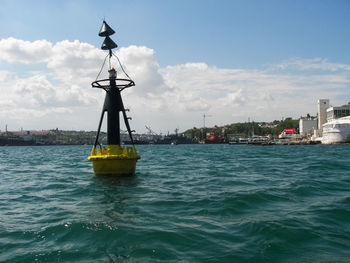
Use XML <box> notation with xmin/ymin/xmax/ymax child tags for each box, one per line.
<box><xmin>0</xmin><ymin>144</ymin><xmax>349</xmax><ymax>262</ymax></box>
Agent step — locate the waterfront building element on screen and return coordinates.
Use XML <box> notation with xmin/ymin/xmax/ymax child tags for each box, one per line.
<box><xmin>299</xmin><ymin>117</ymin><xmax>317</xmax><ymax>137</ymax></box>
<box><xmin>322</xmin><ymin>116</ymin><xmax>350</xmax><ymax>144</ymax></box>
<box><xmin>315</xmin><ymin>99</ymin><xmax>350</xmax><ymax>144</ymax></box>
<box><xmin>318</xmin><ymin>99</ymin><xmax>330</xmax><ymax>133</ymax></box>
<box><xmin>326</xmin><ymin>102</ymin><xmax>350</xmax><ymax>122</ymax></box>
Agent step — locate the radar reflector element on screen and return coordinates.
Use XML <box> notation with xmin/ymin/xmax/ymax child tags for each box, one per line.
<box><xmin>101</xmin><ymin>36</ymin><xmax>118</xmax><ymax>50</ymax></box>
<box><xmin>98</xmin><ymin>21</ymin><xmax>115</xmax><ymax>37</ymax></box>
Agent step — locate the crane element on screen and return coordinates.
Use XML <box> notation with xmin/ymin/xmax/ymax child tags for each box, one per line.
<box><xmin>145</xmin><ymin>125</ymin><xmax>158</xmax><ymax>136</ymax></box>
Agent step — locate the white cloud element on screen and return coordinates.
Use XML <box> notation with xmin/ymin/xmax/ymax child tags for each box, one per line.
<box><xmin>221</xmin><ymin>89</ymin><xmax>246</xmax><ymax>107</ymax></box>
<box><xmin>115</xmin><ymin>45</ymin><xmax>170</xmax><ymax>95</ymax></box>
<box><xmin>0</xmin><ymin>37</ymin><xmax>349</xmax><ymax>133</ymax></box>
<box><xmin>48</xmin><ymin>40</ymin><xmax>103</xmax><ymax>86</ymax></box>
<box><xmin>0</xmin><ymin>37</ymin><xmax>52</xmax><ymax>64</ymax></box>
<box><xmin>271</xmin><ymin>57</ymin><xmax>350</xmax><ymax>72</ymax></box>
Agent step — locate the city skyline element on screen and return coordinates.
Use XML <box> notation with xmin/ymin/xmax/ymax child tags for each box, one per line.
<box><xmin>0</xmin><ymin>0</ymin><xmax>349</xmax><ymax>134</ymax></box>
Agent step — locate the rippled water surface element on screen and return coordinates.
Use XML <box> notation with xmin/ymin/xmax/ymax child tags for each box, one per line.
<box><xmin>1</xmin><ymin>144</ymin><xmax>349</xmax><ymax>262</ymax></box>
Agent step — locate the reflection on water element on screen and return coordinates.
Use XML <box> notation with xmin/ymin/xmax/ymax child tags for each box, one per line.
<box><xmin>93</xmin><ymin>174</ymin><xmax>139</xmax><ymax>188</ymax></box>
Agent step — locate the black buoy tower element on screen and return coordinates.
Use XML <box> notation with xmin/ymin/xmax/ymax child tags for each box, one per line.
<box><xmin>88</xmin><ymin>21</ymin><xmax>140</xmax><ymax>176</ymax></box>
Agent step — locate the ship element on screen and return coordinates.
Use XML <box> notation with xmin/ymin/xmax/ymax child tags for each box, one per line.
<box><xmin>278</xmin><ymin>128</ymin><xmax>297</xmax><ymax>139</ymax></box>
<box><xmin>154</xmin><ymin>134</ymin><xmax>198</xmax><ymax>144</ymax></box>
<box><xmin>203</xmin><ymin>135</ymin><xmax>225</xmax><ymax>144</ymax></box>
<box><xmin>321</xmin><ymin>116</ymin><xmax>350</xmax><ymax>144</ymax></box>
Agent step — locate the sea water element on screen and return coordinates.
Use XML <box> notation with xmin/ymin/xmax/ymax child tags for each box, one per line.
<box><xmin>0</xmin><ymin>144</ymin><xmax>349</xmax><ymax>262</ymax></box>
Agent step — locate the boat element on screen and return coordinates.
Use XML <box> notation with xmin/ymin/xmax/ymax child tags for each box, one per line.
<box><xmin>204</xmin><ymin>135</ymin><xmax>225</xmax><ymax>144</ymax></box>
<box><xmin>278</xmin><ymin>128</ymin><xmax>297</xmax><ymax>139</ymax></box>
<box><xmin>88</xmin><ymin>21</ymin><xmax>140</xmax><ymax>176</ymax></box>
<box><xmin>238</xmin><ymin>138</ymin><xmax>249</xmax><ymax>144</ymax></box>
<box><xmin>229</xmin><ymin>138</ymin><xmax>238</xmax><ymax>144</ymax></box>
<box><xmin>248</xmin><ymin>136</ymin><xmax>269</xmax><ymax>145</ymax></box>
<box><xmin>321</xmin><ymin>116</ymin><xmax>350</xmax><ymax>144</ymax></box>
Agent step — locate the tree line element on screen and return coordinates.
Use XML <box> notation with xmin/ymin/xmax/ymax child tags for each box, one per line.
<box><xmin>183</xmin><ymin>118</ymin><xmax>299</xmax><ymax>141</ymax></box>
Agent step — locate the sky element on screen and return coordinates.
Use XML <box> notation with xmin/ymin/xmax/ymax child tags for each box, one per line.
<box><xmin>0</xmin><ymin>0</ymin><xmax>349</xmax><ymax>134</ymax></box>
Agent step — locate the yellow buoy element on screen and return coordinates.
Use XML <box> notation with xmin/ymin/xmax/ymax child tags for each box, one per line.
<box><xmin>88</xmin><ymin>21</ymin><xmax>140</xmax><ymax>176</ymax></box>
<box><xmin>88</xmin><ymin>145</ymin><xmax>140</xmax><ymax>176</ymax></box>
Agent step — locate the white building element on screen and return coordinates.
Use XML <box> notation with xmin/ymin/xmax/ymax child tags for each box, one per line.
<box><xmin>322</xmin><ymin>116</ymin><xmax>350</xmax><ymax>144</ymax></box>
<box><xmin>318</xmin><ymin>99</ymin><xmax>330</xmax><ymax>133</ymax></box>
<box><xmin>314</xmin><ymin>100</ymin><xmax>350</xmax><ymax>144</ymax></box>
<box><xmin>299</xmin><ymin>117</ymin><xmax>317</xmax><ymax>137</ymax></box>
<box><xmin>326</xmin><ymin>103</ymin><xmax>350</xmax><ymax>122</ymax></box>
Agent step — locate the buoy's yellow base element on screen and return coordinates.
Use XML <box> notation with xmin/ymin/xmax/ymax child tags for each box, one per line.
<box><xmin>88</xmin><ymin>145</ymin><xmax>140</xmax><ymax>176</ymax></box>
